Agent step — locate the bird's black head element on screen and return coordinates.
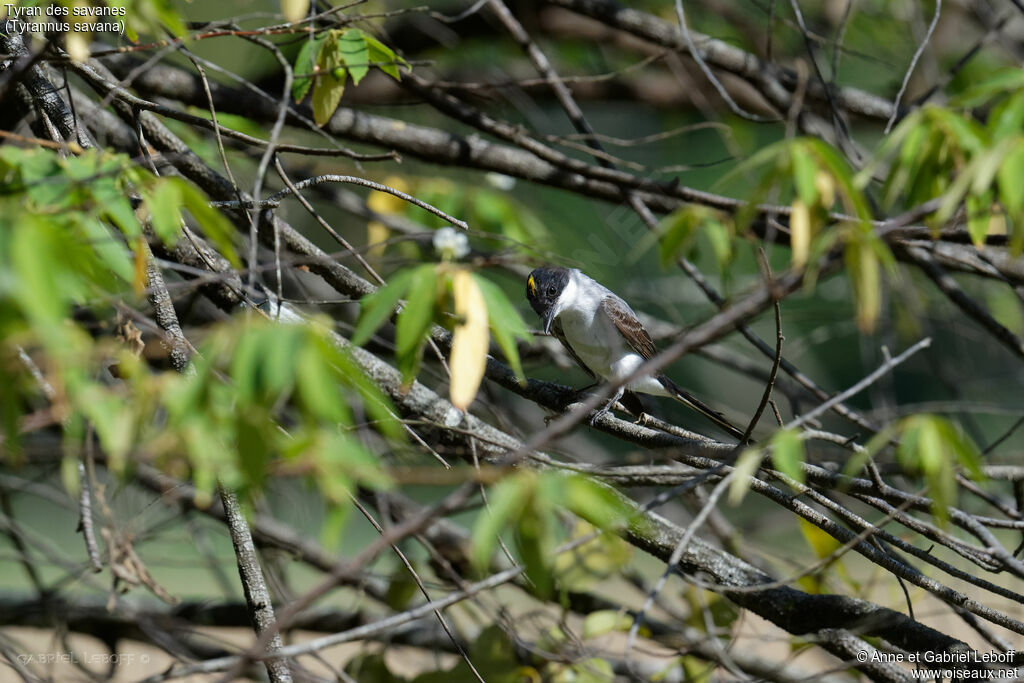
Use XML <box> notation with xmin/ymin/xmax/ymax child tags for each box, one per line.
<box><xmin>526</xmin><ymin>267</ymin><xmax>570</xmax><ymax>334</ymax></box>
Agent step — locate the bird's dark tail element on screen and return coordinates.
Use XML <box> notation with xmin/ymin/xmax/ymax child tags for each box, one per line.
<box><xmin>658</xmin><ymin>375</ymin><xmax>747</xmax><ymax>442</ymax></box>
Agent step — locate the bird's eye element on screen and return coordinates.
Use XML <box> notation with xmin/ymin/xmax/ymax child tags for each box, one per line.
<box><xmin>547</xmin><ymin>286</ymin><xmax>556</xmax><ymax>296</ymax></box>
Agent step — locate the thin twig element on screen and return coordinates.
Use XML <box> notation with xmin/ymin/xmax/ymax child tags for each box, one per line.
<box><xmin>885</xmin><ymin>0</ymin><xmax>941</xmax><ymax>133</ymax></box>
<box><xmin>786</xmin><ymin>338</ymin><xmax>932</xmax><ymax>430</ymax></box>
<box><xmin>210</xmin><ymin>174</ymin><xmax>469</xmax><ymax>230</ymax></box>
<box><xmin>739</xmin><ymin>249</ymin><xmax>784</xmax><ymax>444</ymax></box>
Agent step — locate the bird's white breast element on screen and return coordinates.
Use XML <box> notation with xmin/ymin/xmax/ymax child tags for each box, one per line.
<box><xmin>553</xmin><ymin>271</ymin><xmax>671</xmax><ymax>397</ymax></box>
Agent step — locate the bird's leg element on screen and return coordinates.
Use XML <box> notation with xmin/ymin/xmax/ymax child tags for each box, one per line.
<box><xmin>590</xmin><ymin>386</ymin><xmax>624</xmax><ymax>425</ymax></box>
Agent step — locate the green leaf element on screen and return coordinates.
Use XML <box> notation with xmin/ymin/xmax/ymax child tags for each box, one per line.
<box><xmin>292</xmin><ymin>34</ymin><xmax>325</xmax><ymax>103</ymax></box>
<box><xmin>933</xmin><ymin>417</ymin><xmax>984</xmax><ymax>480</ymax></box>
<box><xmin>990</xmin><ymin>91</ymin><xmax>1024</xmax><ymax>141</ymax></box>
<box><xmin>230</xmin><ymin>328</ymin><xmax>265</xmax><ymax>403</ymax></box>
<box><xmin>471</xmin><ymin>473</ymin><xmax>530</xmax><ymax>570</ymax></box>
<box><xmin>998</xmin><ymin>140</ymin><xmax>1024</xmax><ymax>222</ymax></box>
<box><xmin>805</xmin><ymin>138</ymin><xmax>871</xmax><ymax>220</ymax></box>
<box><xmin>351</xmin><ymin>268</ymin><xmax>417</xmax><ymax>347</ymax></box>
<box><xmin>770</xmin><ymin>429</ymin><xmax>805</xmax><ymax>486</ymax></box>
<box><xmin>988</xmin><ymin>285</ymin><xmax>1024</xmax><ymax>336</ymax></box>
<box><xmin>384</xmin><ymin>563</ymin><xmax>419</xmax><ymax>611</ymax></box>
<box><xmin>845</xmin><ymin>232</ymin><xmax>882</xmax><ymax>333</ymax></box>
<box><xmin>317</xmin><ymin>332</ymin><xmax>403</xmax><ymax>440</ymax></box>
<box><xmin>953</xmin><ymin>68</ymin><xmax>1024</xmax><ymax>106</ymax></box>
<box><xmin>562</xmin><ymin>475</ymin><xmax>628</xmax><ymax>529</ymax></box>
<box><xmin>518</xmin><ymin>505</ymin><xmax>553</xmax><ymax>598</ymax></box>
<box><xmin>12</xmin><ymin>218</ymin><xmax>74</xmax><ymax>323</ymax></box>
<box><xmin>79</xmin><ymin>387</ymin><xmax>134</xmax><ymax>468</ymax></box>
<box><xmin>312</xmin><ymin>36</ymin><xmax>346</xmax><ymax>127</ymax></box>
<box><xmin>658</xmin><ymin>207</ymin><xmax>698</xmax><ymax>267</ymax></box>
<box><xmin>338</xmin><ymin>29</ymin><xmax>370</xmax><ymax>86</ymax></box>
<box><xmin>966</xmin><ymin>191</ymin><xmax>993</xmax><ymax>247</ymax></box>
<box><xmin>394</xmin><ymin>265</ymin><xmax>438</xmax><ymax>379</ymax></box>
<box><xmin>704</xmin><ymin>217</ymin><xmax>733</xmax><ymax>272</ymax></box>
<box><xmin>79</xmin><ymin>216</ymin><xmax>134</xmax><ymax>285</ymax></box>
<box><xmin>896</xmin><ymin>415</ymin><xmax>980</xmax><ymax>527</ymax></box>
<box><xmin>582</xmin><ymin>610</ymin><xmax>626</xmax><ymax>639</ymax></box>
<box><xmin>728</xmin><ymin>447</ymin><xmax>762</xmax><ymax>505</ymax></box>
<box><xmin>364</xmin><ymin>33</ymin><xmax>406</xmax><ymax>80</ymax></box>
<box><xmin>100</xmin><ymin>190</ymin><xmax>141</xmax><ymax>240</ymax></box>
<box><xmin>473</xmin><ymin>274</ymin><xmax>531</xmax><ymax>381</ymax></box>
<box><xmin>177</xmin><ymin>180</ymin><xmax>241</xmax><ymax>267</ymax></box>
<box><xmin>321</xmin><ymin>504</ymin><xmax>349</xmax><ymax>550</ymax></box>
<box><xmin>144</xmin><ymin>179</ymin><xmax>182</xmax><ymax>244</ymax></box>
<box><xmin>297</xmin><ymin>342</ymin><xmax>352</xmax><ymax>423</ymax></box>
<box><xmin>790</xmin><ymin>142</ymin><xmax>818</xmax><ymax>206</ymax></box>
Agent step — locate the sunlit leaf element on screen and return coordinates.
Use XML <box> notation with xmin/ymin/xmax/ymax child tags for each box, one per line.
<box><xmin>561</xmin><ymin>475</ymin><xmax>629</xmax><ymax>529</ymax></box>
<box><xmin>582</xmin><ymin>610</ymin><xmax>627</xmax><ymax>639</ymax></box>
<box><xmin>798</xmin><ymin>517</ymin><xmax>842</xmax><ymax>559</ymax></box>
<box><xmin>364</xmin><ymin>32</ymin><xmax>407</xmax><ymax>80</ymax></box>
<box><xmin>789</xmin><ymin>199</ymin><xmax>811</xmax><ymax>268</ymax></box>
<box><xmin>846</xmin><ymin>234</ymin><xmax>881</xmax><ymax>333</ymax></box>
<box><xmin>770</xmin><ymin>428</ymin><xmax>805</xmax><ymax>486</ymax></box>
<box><xmin>312</xmin><ymin>36</ymin><xmax>346</xmax><ymax>127</ymax></box>
<box><xmin>473</xmin><ymin>274</ymin><xmax>531</xmax><ymax>382</ymax></box>
<box><xmin>449</xmin><ymin>269</ymin><xmax>489</xmax><ymax>410</ymax></box>
<box><xmin>728</xmin><ymin>447</ymin><xmax>762</xmax><ymax>505</ymax></box>
<box><xmin>143</xmin><ymin>179</ymin><xmax>182</xmax><ymax>245</ymax></box>
<box><xmin>281</xmin><ymin>0</ymin><xmax>310</xmax><ymax>23</ymax></box>
<box><xmin>791</xmin><ymin>142</ymin><xmax>818</xmax><ymax>206</ymax></box>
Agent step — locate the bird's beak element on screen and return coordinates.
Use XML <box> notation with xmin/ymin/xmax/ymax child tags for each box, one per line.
<box><xmin>543</xmin><ymin>308</ymin><xmax>555</xmax><ymax>335</ymax></box>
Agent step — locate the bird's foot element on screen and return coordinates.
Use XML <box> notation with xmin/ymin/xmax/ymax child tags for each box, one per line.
<box><xmin>634</xmin><ymin>412</ymin><xmax>652</xmax><ymax>426</ymax></box>
<box><xmin>589</xmin><ymin>394</ymin><xmax>620</xmax><ymax>425</ymax></box>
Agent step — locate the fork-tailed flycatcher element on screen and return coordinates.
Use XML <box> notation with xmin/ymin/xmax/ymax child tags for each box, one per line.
<box><xmin>526</xmin><ymin>266</ymin><xmax>744</xmax><ymax>440</ymax></box>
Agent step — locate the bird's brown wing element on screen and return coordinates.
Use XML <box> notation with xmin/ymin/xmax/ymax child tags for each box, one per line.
<box><xmin>601</xmin><ymin>297</ymin><xmax>746</xmax><ymax>440</ymax></box>
<box><xmin>550</xmin><ymin>318</ymin><xmax>596</xmax><ymax>378</ymax></box>
<box><xmin>600</xmin><ymin>296</ymin><xmax>657</xmax><ymax>360</ymax></box>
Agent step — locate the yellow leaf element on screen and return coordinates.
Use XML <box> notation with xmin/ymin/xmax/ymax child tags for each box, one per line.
<box><xmin>790</xmin><ymin>199</ymin><xmax>811</xmax><ymax>267</ymax></box>
<box><xmin>728</xmin><ymin>447</ymin><xmax>762</xmax><ymax>505</ymax></box>
<box><xmin>367</xmin><ymin>220</ymin><xmax>389</xmax><ymax>261</ymax></box>
<box><xmin>798</xmin><ymin>517</ymin><xmax>841</xmax><ymax>558</ymax></box>
<box><xmin>133</xmin><ymin>236</ymin><xmax>148</xmax><ymax>295</ymax></box>
<box><xmin>814</xmin><ymin>170</ymin><xmax>836</xmax><ymax>207</ymax></box>
<box><xmin>367</xmin><ymin>175</ymin><xmax>409</xmax><ymax>214</ymax></box>
<box><xmin>311</xmin><ymin>39</ymin><xmax>345</xmax><ymax>127</ymax></box>
<box><xmin>281</xmin><ymin>0</ymin><xmax>310</xmax><ymax>23</ymax></box>
<box><xmin>66</xmin><ymin>30</ymin><xmax>91</xmax><ymax>63</ymax></box>
<box><xmin>848</xmin><ymin>239</ymin><xmax>880</xmax><ymax>332</ymax></box>
<box><xmin>449</xmin><ymin>269</ymin><xmax>489</xmax><ymax>410</ymax></box>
